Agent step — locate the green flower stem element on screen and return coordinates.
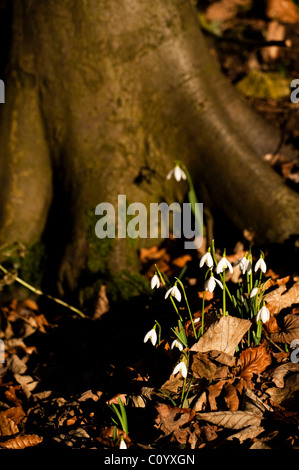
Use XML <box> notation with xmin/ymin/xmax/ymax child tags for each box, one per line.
<box><xmin>201</xmin><ymin>290</ymin><xmax>205</xmax><ymax>338</ymax></box>
<box><xmin>155</xmin><ymin>320</ymin><xmax>162</xmax><ymax>345</ymax></box>
<box><xmin>0</xmin><ymin>264</ymin><xmax>85</xmax><ymax>318</ymax></box>
<box><xmin>175</xmin><ymin>277</ymin><xmax>197</xmax><ymax>339</ymax></box>
<box><xmin>222</xmin><ymin>273</ymin><xmax>227</xmax><ymax>316</ymax></box>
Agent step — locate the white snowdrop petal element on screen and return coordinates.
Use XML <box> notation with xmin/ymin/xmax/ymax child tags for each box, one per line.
<box><xmin>174</xmin><ymin>166</ymin><xmax>182</xmax><ymax>181</ymax></box>
<box><xmin>250</xmin><ymin>287</ymin><xmax>259</xmax><ymax>298</ymax></box>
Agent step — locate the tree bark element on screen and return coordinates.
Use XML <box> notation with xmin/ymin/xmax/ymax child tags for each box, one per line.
<box><xmin>0</xmin><ymin>0</ymin><xmax>298</xmax><ymax>301</ymax></box>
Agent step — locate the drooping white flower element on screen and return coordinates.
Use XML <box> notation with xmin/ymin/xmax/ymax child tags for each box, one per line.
<box><xmin>144</xmin><ymin>328</ymin><xmax>157</xmax><ymax>346</ymax></box>
<box><xmin>199</xmin><ymin>251</ymin><xmax>214</xmax><ymax>269</ymax></box>
<box><xmin>173</xmin><ymin>360</ymin><xmax>187</xmax><ymax>378</ymax></box>
<box><xmin>166</xmin><ymin>165</ymin><xmax>187</xmax><ymax>182</ymax></box>
<box><xmin>171</xmin><ymin>339</ymin><xmax>184</xmax><ymax>351</ymax></box>
<box><xmin>119</xmin><ymin>438</ymin><xmax>127</xmax><ymax>449</ymax></box>
<box><xmin>151</xmin><ymin>274</ymin><xmax>160</xmax><ymax>289</ymax></box>
<box><xmin>254</xmin><ymin>258</ymin><xmax>267</xmax><ymax>274</ymax></box>
<box><xmin>204</xmin><ymin>274</ymin><xmax>223</xmax><ymax>293</ymax></box>
<box><xmin>216</xmin><ymin>256</ymin><xmax>233</xmax><ymax>274</ymax></box>
<box><xmin>256</xmin><ymin>306</ymin><xmax>270</xmax><ymax>324</ymax></box>
<box><xmin>250</xmin><ymin>287</ymin><xmax>259</xmax><ymax>298</ymax></box>
<box><xmin>240</xmin><ymin>257</ymin><xmax>252</xmax><ymax>275</ymax></box>
<box><xmin>165</xmin><ymin>285</ymin><xmax>181</xmax><ymax>302</ymax></box>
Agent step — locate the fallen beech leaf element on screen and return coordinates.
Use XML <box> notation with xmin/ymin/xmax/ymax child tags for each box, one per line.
<box><xmin>0</xmin><ymin>412</ymin><xmax>19</xmax><ymax>437</ymax></box>
<box><xmin>207</xmin><ymin>380</ymin><xmax>226</xmax><ymax>411</ymax></box>
<box><xmin>205</xmin><ymin>0</ymin><xmax>252</xmax><ymax>22</ymax></box>
<box><xmin>265</xmin><ymin>0</ymin><xmax>299</xmax><ymax>23</ymax></box>
<box><xmin>224</xmin><ymin>383</ymin><xmax>239</xmax><ymax>411</ymax></box>
<box><xmin>237</xmin><ymin>346</ymin><xmax>272</xmax><ymax>382</ymax></box>
<box><xmin>155</xmin><ymin>403</ymin><xmax>195</xmax><ymax>437</ymax></box>
<box><xmin>225</xmin><ymin>425</ymin><xmax>265</xmax><ymax>444</ymax></box>
<box><xmin>197</xmin><ymin>411</ymin><xmax>262</xmax><ymax>429</ymax></box>
<box><xmin>190</xmin><ymin>352</ymin><xmax>218</xmax><ymax>381</ymax></box>
<box><xmin>264</xmin><ymin>281</ymin><xmax>299</xmax><ymax>315</ymax></box>
<box><xmin>266</xmin><ymin>373</ymin><xmax>299</xmax><ymax>409</ymax></box>
<box><xmin>198</xmin><ymin>290</ymin><xmax>214</xmax><ymax>301</ymax></box>
<box><xmin>191</xmin><ymin>316</ymin><xmax>251</xmax><ymax>356</ymax></box>
<box><xmin>265</xmin><ymin>315</ymin><xmax>280</xmax><ymax>334</ymax></box>
<box><xmin>0</xmin><ymin>434</ymin><xmax>43</xmax><ymax>449</ymax></box>
<box><xmin>172</xmin><ymin>254</ymin><xmax>192</xmax><ymax>268</ymax></box>
<box><xmin>140</xmin><ymin>246</ymin><xmax>166</xmax><ymax>264</ymax></box>
<box><xmin>266</xmin><ymin>362</ymin><xmax>299</xmax><ymax>388</ymax></box>
<box><xmin>271</xmin><ymin>314</ymin><xmax>299</xmax><ymax>344</ymax></box>
<box><xmin>106</xmin><ymin>393</ymin><xmax>127</xmax><ymax>406</ymax></box>
<box><xmin>261</xmin><ymin>21</ymin><xmax>286</xmax><ymax>62</ymax></box>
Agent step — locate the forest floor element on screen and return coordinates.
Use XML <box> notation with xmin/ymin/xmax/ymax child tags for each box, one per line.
<box><xmin>0</xmin><ymin>0</ymin><xmax>299</xmax><ymax>453</ymax></box>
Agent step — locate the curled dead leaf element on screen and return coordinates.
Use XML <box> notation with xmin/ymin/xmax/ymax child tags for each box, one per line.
<box><xmin>223</xmin><ymin>383</ymin><xmax>239</xmax><ymax>411</ymax></box>
<box><xmin>271</xmin><ymin>314</ymin><xmax>299</xmax><ymax>344</ymax></box>
<box><xmin>237</xmin><ymin>345</ymin><xmax>272</xmax><ymax>382</ymax></box>
<box><xmin>0</xmin><ymin>434</ymin><xmax>43</xmax><ymax>449</ymax></box>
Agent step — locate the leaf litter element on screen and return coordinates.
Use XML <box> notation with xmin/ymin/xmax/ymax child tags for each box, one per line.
<box><xmin>0</xmin><ymin>2</ymin><xmax>299</xmax><ymax>451</ymax></box>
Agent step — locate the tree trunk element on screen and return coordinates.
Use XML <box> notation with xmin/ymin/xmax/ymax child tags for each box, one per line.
<box><xmin>0</xmin><ymin>0</ymin><xmax>298</xmax><ymax>303</ymax></box>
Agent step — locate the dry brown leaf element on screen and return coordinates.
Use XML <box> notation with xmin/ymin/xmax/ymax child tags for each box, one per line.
<box><xmin>0</xmin><ymin>412</ymin><xmax>19</xmax><ymax>437</ymax></box>
<box><xmin>271</xmin><ymin>314</ymin><xmax>299</xmax><ymax>344</ymax></box>
<box><xmin>265</xmin><ymin>0</ymin><xmax>299</xmax><ymax>23</ymax></box>
<box><xmin>139</xmin><ymin>246</ymin><xmax>166</xmax><ymax>264</ymax></box>
<box><xmin>225</xmin><ymin>425</ymin><xmax>265</xmax><ymax>443</ymax></box>
<box><xmin>0</xmin><ymin>434</ymin><xmax>43</xmax><ymax>449</ymax></box>
<box><xmin>261</xmin><ymin>21</ymin><xmax>286</xmax><ymax>62</ymax></box>
<box><xmin>205</xmin><ymin>0</ymin><xmax>252</xmax><ymax>22</ymax></box>
<box><xmin>190</xmin><ymin>352</ymin><xmax>218</xmax><ymax>381</ymax></box>
<box><xmin>237</xmin><ymin>346</ymin><xmax>272</xmax><ymax>382</ymax></box>
<box><xmin>198</xmin><ymin>290</ymin><xmax>214</xmax><ymax>301</ymax></box>
<box><xmin>171</xmin><ymin>254</ymin><xmax>192</xmax><ymax>268</ymax></box>
<box><xmin>190</xmin><ymin>316</ymin><xmax>251</xmax><ymax>356</ymax></box>
<box><xmin>264</xmin><ymin>281</ymin><xmax>299</xmax><ymax>315</ymax></box>
<box><xmin>224</xmin><ymin>383</ymin><xmax>239</xmax><ymax>411</ymax></box>
<box><xmin>197</xmin><ymin>411</ymin><xmax>262</xmax><ymax>429</ymax></box>
<box><xmin>267</xmin><ymin>362</ymin><xmax>299</xmax><ymax>388</ymax></box>
<box><xmin>265</xmin><ymin>373</ymin><xmax>299</xmax><ymax>409</ymax></box>
<box><xmin>155</xmin><ymin>403</ymin><xmax>195</xmax><ymax>438</ymax></box>
<box><xmin>106</xmin><ymin>393</ymin><xmax>127</xmax><ymax>406</ymax></box>
<box><xmin>207</xmin><ymin>380</ymin><xmax>226</xmax><ymax>411</ymax></box>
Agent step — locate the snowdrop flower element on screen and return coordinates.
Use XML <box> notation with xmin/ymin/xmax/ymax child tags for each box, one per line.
<box><xmin>173</xmin><ymin>360</ymin><xmax>187</xmax><ymax>378</ymax></box>
<box><xmin>165</xmin><ymin>285</ymin><xmax>181</xmax><ymax>302</ymax></box>
<box><xmin>171</xmin><ymin>339</ymin><xmax>184</xmax><ymax>351</ymax></box>
<box><xmin>205</xmin><ymin>273</ymin><xmax>223</xmax><ymax>293</ymax></box>
<box><xmin>216</xmin><ymin>256</ymin><xmax>233</xmax><ymax>274</ymax></box>
<box><xmin>119</xmin><ymin>438</ymin><xmax>127</xmax><ymax>449</ymax></box>
<box><xmin>151</xmin><ymin>273</ymin><xmax>160</xmax><ymax>289</ymax></box>
<box><xmin>144</xmin><ymin>327</ymin><xmax>157</xmax><ymax>346</ymax></box>
<box><xmin>250</xmin><ymin>287</ymin><xmax>259</xmax><ymax>298</ymax></box>
<box><xmin>254</xmin><ymin>257</ymin><xmax>267</xmax><ymax>274</ymax></box>
<box><xmin>256</xmin><ymin>306</ymin><xmax>270</xmax><ymax>324</ymax></box>
<box><xmin>241</xmin><ymin>258</ymin><xmax>252</xmax><ymax>275</ymax></box>
<box><xmin>199</xmin><ymin>251</ymin><xmax>214</xmax><ymax>269</ymax></box>
<box><xmin>166</xmin><ymin>165</ymin><xmax>187</xmax><ymax>182</ymax></box>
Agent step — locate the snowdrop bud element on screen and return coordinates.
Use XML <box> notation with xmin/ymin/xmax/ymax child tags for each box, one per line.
<box><xmin>254</xmin><ymin>258</ymin><xmax>267</xmax><ymax>273</ymax></box>
<box><xmin>151</xmin><ymin>274</ymin><xmax>160</xmax><ymax>289</ymax></box>
<box><xmin>166</xmin><ymin>165</ymin><xmax>187</xmax><ymax>182</ymax></box>
<box><xmin>119</xmin><ymin>438</ymin><xmax>127</xmax><ymax>449</ymax></box>
<box><xmin>171</xmin><ymin>339</ymin><xmax>184</xmax><ymax>351</ymax></box>
<box><xmin>250</xmin><ymin>287</ymin><xmax>259</xmax><ymax>298</ymax></box>
<box><xmin>199</xmin><ymin>252</ymin><xmax>214</xmax><ymax>268</ymax></box>
<box><xmin>256</xmin><ymin>306</ymin><xmax>270</xmax><ymax>324</ymax></box>
<box><xmin>144</xmin><ymin>328</ymin><xmax>157</xmax><ymax>346</ymax></box>
<box><xmin>165</xmin><ymin>285</ymin><xmax>181</xmax><ymax>302</ymax></box>
<box><xmin>216</xmin><ymin>256</ymin><xmax>233</xmax><ymax>274</ymax></box>
<box><xmin>173</xmin><ymin>360</ymin><xmax>187</xmax><ymax>378</ymax></box>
